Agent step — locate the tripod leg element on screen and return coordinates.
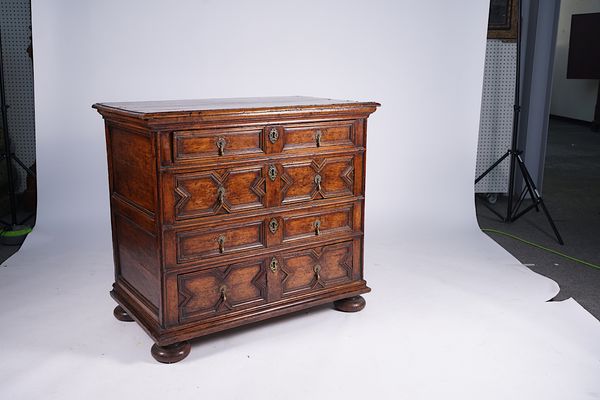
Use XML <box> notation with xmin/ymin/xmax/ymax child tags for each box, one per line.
<box><xmin>475</xmin><ymin>150</ymin><xmax>512</xmax><ymax>222</ymax></box>
<box><xmin>513</xmin><ymin>154</ymin><xmax>564</xmax><ymax>245</ymax></box>
<box><xmin>475</xmin><ymin>150</ymin><xmax>511</xmax><ymax>184</ymax></box>
<box><xmin>476</xmin><ymin>194</ymin><xmax>506</xmax><ymax>220</ymax></box>
<box><xmin>511</xmin><ymin>186</ymin><xmax>528</xmax><ymax>220</ymax></box>
<box><xmin>516</xmin><ymin>154</ymin><xmax>540</xmax><ymax>212</ymax></box>
<box><xmin>538</xmin><ymin>200</ymin><xmax>564</xmax><ymax>245</ymax></box>
<box><xmin>11</xmin><ymin>154</ymin><xmax>36</xmax><ymax>177</ymax></box>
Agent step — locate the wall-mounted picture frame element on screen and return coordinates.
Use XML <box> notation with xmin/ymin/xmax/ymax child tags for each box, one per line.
<box><xmin>487</xmin><ymin>0</ymin><xmax>518</xmax><ymax>40</ymax></box>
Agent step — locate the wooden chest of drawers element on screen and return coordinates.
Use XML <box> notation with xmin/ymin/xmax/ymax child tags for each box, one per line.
<box><xmin>93</xmin><ymin>97</ymin><xmax>379</xmax><ymax>363</ymax></box>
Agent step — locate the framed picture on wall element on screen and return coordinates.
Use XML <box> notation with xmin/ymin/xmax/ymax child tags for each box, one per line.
<box><xmin>488</xmin><ymin>0</ymin><xmax>518</xmax><ymax>40</ymax></box>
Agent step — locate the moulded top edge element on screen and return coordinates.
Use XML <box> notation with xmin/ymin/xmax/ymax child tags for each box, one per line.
<box><xmin>92</xmin><ymin>96</ymin><xmax>380</xmax><ymax>119</ymax></box>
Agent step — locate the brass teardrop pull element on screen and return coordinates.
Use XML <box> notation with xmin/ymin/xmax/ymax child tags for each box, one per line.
<box><xmin>219</xmin><ymin>285</ymin><xmax>227</xmax><ymax>303</ymax></box>
<box><xmin>315</xmin><ymin>130</ymin><xmax>322</xmax><ymax>147</ymax></box>
<box><xmin>314</xmin><ymin>264</ymin><xmax>321</xmax><ymax>282</ymax></box>
<box><xmin>217</xmin><ymin>235</ymin><xmax>226</xmax><ymax>253</ymax></box>
<box><xmin>314</xmin><ymin>220</ymin><xmax>321</xmax><ymax>236</ymax></box>
<box><xmin>216</xmin><ymin>137</ymin><xmax>226</xmax><ymax>156</ymax></box>
<box><xmin>314</xmin><ymin>174</ymin><xmax>322</xmax><ymax>192</ymax></box>
<box><xmin>217</xmin><ymin>186</ymin><xmax>226</xmax><ymax>205</ymax></box>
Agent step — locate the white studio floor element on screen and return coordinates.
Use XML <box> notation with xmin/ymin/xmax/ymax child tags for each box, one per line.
<box><xmin>1</xmin><ymin>222</ymin><xmax>600</xmax><ymax>400</ymax></box>
<box><xmin>12</xmin><ymin>1</ymin><xmax>600</xmax><ymax>398</ymax></box>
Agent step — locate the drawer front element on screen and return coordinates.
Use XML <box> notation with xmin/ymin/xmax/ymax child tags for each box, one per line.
<box><xmin>175</xmin><ymin>239</ymin><xmax>360</xmax><ymax>323</ymax></box>
<box><xmin>173</xmin><ymin>127</ymin><xmax>265</xmax><ymax>162</ymax></box>
<box><xmin>178</xmin><ymin>259</ymin><xmax>268</xmax><ymax>323</ymax></box>
<box><xmin>168</xmin><ymin>120</ymin><xmax>359</xmax><ymax>164</ymax></box>
<box><xmin>175</xmin><ymin>220</ymin><xmax>266</xmax><ymax>264</ymax></box>
<box><xmin>166</xmin><ymin>201</ymin><xmax>361</xmax><ymax>268</ymax></box>
<box><xmin>281</xmin><ymin>120</ymin><xmax>356</xmax><ymax>152</ymax></box>
<box><xmin>277</xmin><ymin>240</ymin><xmax>356</xmax><ymax>299</ymax></box>
<box><xmin>164</xmin><ymin>155</ymin><xmax>362</xmax><ymax>224</ymax></box>
<box><xmin>280</xmin><ymin>205</ymin><xmax>354</xmax><ymax>243</ymax></box>
<box><xmin>168</xmin><ymin>164</ymin><xmax>267</xmax><ymax>221</ymax></box>
<box><xmin>277</xmin><ymin>155</ymin><xmax>357</xmax><ymax>206</ymax></box>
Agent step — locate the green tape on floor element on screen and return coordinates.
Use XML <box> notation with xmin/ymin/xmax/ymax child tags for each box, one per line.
<box><xmin>0</xmin><ymin>227</ymin><xmax>32</xmax><ymax>237</ymax></box>
<box><xmin>482</xmin><ymin>228</ymin><xmax>600</xmax><ymax>271</ymax></box>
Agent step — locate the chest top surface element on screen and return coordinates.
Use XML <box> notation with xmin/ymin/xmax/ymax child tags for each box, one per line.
<box><xmin>92</xmin><ymin>96</ymin><xmax>380</xmax><ymax>120</ymax></box>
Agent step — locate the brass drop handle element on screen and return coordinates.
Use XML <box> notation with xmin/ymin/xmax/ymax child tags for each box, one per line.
<box><xmin>314</xmin><ymin>220</ymin><xmax>321</xmax><ymax>236</ymax></box>
<box><xmin>219</xmin><ymin>285</ymin><xmax>227</xmax><ymax>303</ymax></box>
<box><xmin>217</xmin><ymin>235</ymin><xmax>226</xmax><ymax>253</ymax></box>
<box><xmin>314</xmin><ymin>174</ymin><xmax>322</xmax><ymax>192</ymax></box>
<box><xmin>216</xmin><ymin>137</ymin><xmax>226</xmax><ymax>156</ymax></box>
<box><xmin>314</xmin><ymin>264</ymin><xmax>321</xmax><ymax>282</ymax></box>
<box><xmin>217</xmin><ymin>186</ymin><xmax>226</xmax><ymax>205</ymax></box>
<box><xmin>270</xmin><ymin>257</ymin><xmax>278</xmax><ymax>273</ymax></box>
<box><xmin>315</xmin><ymin>130</ymin><xmax>322</xmax><ymax>147</ymax></box>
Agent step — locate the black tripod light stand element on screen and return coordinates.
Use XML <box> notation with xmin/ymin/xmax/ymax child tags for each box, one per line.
<box><xmin>475</xmin><ymin>0</ymin><xmax>564</xmax><ymax>245</ymax></box>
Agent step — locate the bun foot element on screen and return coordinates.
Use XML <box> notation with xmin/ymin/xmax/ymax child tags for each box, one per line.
<box><xmin>113</xmin><ymin>305</ymin><xmax>134</xmax><ymax>322</ymax></box>
<box><xmin>151</xmin><ymin>341</ymin><xmax>191</xmax><ymax>364</ymax></box>
<box><xmin>334</xmin><ymin>295</ymin><xmax>366</xmax><ymax>312</ymax></box>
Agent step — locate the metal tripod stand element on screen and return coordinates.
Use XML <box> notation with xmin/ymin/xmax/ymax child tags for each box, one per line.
<box><xmin>475</xmin><ymin>0</ymin><xmax>563</xmax><ymax>245</ymax></box>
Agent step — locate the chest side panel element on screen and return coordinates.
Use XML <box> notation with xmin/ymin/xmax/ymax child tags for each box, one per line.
<box><xmin>114</xmin><ymin>214</ymin><xmax>160</xmax><ymax>311</ymax></box>
<box><xmin>106</xmin><ymin>124</ymin><xmax>161</xmax><ymax>321</ymax></box>
<box><xmin>109</xmin><ymin>126</ymin><xmax>157</xmax><ymax>214</ymax></box>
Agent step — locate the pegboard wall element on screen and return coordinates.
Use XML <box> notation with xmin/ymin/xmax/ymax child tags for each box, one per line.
<box><xmin>0</xmin><ymin>0</ymin><xmax>35</xmax><ymax>193</ymax></box>
<box><xmin>475</xmin><ymin>39</ymin><xmax>517</xmax><ymax>193</ymax></box>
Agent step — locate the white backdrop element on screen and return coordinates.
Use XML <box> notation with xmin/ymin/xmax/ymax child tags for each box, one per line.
<box><xmin>31</xmin><ymin>0</ymin><xmax>489</xmax><ymax>234</ymax></box>
<box><xmin>1</xmin><ymin>1</ymin><xmax>600</xmax><ymax>399</ymax></box>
